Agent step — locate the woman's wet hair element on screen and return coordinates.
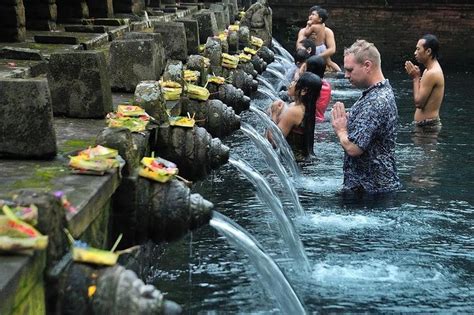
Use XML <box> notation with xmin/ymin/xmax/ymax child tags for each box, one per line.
<box><xmin>305</xmin><ymin>55</ymin><xmax>326</xmax><ymax>78</ymax></box>
<box><xmin>294</xmin><ymin>72</ymin><xmax>322</xmax><ymax>155</ymax></box>
<box><xmin>421</xmin><ymin>34</ymin><xmax>440</xmax><ymax>59</ymax></box>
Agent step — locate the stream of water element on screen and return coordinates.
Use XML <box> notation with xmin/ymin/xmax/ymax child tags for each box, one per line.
<box><xmin>147</xmin><ymin>46</ymin><xmax>474</xmax><ymax>313</ymax></box>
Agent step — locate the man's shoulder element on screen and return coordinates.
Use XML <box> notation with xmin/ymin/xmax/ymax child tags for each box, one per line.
<box><xmin>324</xmin><ymin>27</ymin><xmax>334</xmax><ymax>35</ymax></box>
<box><xmin>423</xmin><ymin>64</ymin><xmax>445</xmax><ymax>85</ymax></box>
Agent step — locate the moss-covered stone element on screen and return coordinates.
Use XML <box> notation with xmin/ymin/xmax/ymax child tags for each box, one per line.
<box><xmin>0</xmin><ymin>252</ymin><xmax>46</xmax><ymax>315</ymax></box>
<box><xmin>11</xmin><ymin>166</ymin><xmax>68</xmax><ymax>190</ymax></box>
<box><xmin>60</xmin><ymin>138</ymin><xmax>96</xmax><ymax>154</ymax></box>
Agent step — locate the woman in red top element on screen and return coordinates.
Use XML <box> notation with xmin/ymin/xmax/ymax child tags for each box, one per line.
<box><xmin>303</xmin><ymin>55</ymin><xmax>332</xmax><ymax>122</ymax></box>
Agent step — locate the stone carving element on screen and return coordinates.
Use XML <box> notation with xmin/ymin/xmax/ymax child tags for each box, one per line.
<box><xmin>207</xmin><ymin>83</ymin><xmax>251</xmax><ymax>114</ymax></box>
<box><xmin>239</xmin><ymin>0</ymin><xmax>272</xmax><ymax>47</ymax></box>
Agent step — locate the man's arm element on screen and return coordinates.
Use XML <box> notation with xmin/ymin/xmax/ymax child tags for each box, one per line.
<box><xmin>331</xmin><ymin>102</ymin><xmax>363</xmax><ymax>157</ymax></box>
<box><xmin>413</xmin><ymin>71</ymin><xmax>439</xmax><ymax>109</ymax></box>
<box><xmin>405</xmin><ymin>61</ymin><xmax>437</xmax><ymax>109</ymax></box>
<box><xmin>296</xmin><ymin>28</ymin><xmax>306</xmax><ymax>50</ymax></box>
<box><xmin>319</xmin><ymin>27</ymin><xmax>336</xmax><ymax>59</ymax></box>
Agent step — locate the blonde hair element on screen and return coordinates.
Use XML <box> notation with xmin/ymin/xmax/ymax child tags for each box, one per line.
<box><xmin>344</xmin><ymin>39</ymin><xmax>381</xmax><ymax>68</ymax></box>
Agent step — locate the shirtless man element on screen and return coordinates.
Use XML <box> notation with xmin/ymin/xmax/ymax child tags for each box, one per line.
<box><xmin>405</xmin><ymin>34</ymin><xmax>445</xmax><ymax>132</ymax></box>
<box><xmin>296</xmin><ymin>6</ymin><xmax>341</xmax><ymax>72</ymax></box>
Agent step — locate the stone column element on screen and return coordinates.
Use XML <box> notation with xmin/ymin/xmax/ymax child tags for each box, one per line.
<box><xmin>112</xmin><ymin>0</ymin><xmax>145</xmax><ymax>14</ymax></box>
<box><xmin>23</xmin><ymin>0</ymin><xmax>57</xmax><ymax>31</ymax></box>
<box><xmin>0</xmin><ymin>1</ymin><xmax>26</xmax><ymax>42</ymax></box>
<box><xmin>56</xmin><ymin>0</ymin><xmax>89</xmax><ymax>21</ymax></box>
<box><xmin>86</xmin><ymin>0</ymin><xmax>114</xmax><ymax>18</ymax></box>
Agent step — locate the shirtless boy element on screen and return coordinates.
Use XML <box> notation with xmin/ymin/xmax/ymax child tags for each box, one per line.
<box><xmin>296</xmin><ymin>6</ymin><xmax>341</xmax><ymax>72</ymax></box>
<box><xmin>405</xmin><ymin>34</ymin><xmax>445</xmax><ymax>132</ymax></box>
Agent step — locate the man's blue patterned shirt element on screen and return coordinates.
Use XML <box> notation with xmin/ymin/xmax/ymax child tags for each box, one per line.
<box><xmin>344</xmin><ymin>79</ymin><xmax>401</xmax><ymax>193</ymax></box>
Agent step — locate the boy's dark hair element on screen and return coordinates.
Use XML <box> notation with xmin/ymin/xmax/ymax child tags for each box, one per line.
<box><xmin>309</xmin><ymin>6</ymin><xmax>329</xmax><ymax>23</ymax></box>
<box><xmin>294</xmin><ymin>48</ymin><xmax>310</xmax><ymax>65</ymax></box>
<box><xmin>299</xmin><ymin>38</ymin><xmax>316</xmax><ymax>56</ymax></box>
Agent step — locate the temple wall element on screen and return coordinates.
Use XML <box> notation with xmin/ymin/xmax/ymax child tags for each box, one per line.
<box><xmin>270</xmin><ymin>0</ymin><xmax>474</xmax><ymax>71</ymax></box>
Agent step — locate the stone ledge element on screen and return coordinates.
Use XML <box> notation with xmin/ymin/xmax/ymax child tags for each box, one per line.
<box><xmin>0</xmin><ymin>252</ymin><xmax>46</xmax><ymax>315</ymax></box>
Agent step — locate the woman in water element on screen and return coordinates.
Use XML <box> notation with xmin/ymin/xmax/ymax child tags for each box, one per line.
<box><xmin>303</xmin><ymin>55</ymin><xmax>332</xmax><ymax>122</ymax></box>
<box><xmin>268</xmin><ymin>71</ymin><xmax>322</xmax><ymax>158</ymax></box>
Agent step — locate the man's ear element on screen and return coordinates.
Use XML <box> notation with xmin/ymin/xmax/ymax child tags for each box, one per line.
<box><xmin>426</xmin><ymin>48</ymin><xmax>432</xmax><ymax>57</ymax></box>
<box><xmin>364</xmin><ymin>60</ymin><xmax>372</xmax><ymax>72</ymax></box>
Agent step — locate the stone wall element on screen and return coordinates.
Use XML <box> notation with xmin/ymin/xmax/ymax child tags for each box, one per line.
<box><xmin>270</xmin><ymin>0</ymin><xmax>474</xmax><ymax>71</ymax></box>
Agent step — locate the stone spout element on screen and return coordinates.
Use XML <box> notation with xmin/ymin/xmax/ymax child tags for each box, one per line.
<box><xmin>257</xmin><ymin>46</ymin><xmax>275</xmax><ymax>65</ymax></box>
<box><xmin>207</xmin><ymin>83</ymin><xmax>250</xmax><ymax>114</ymax></box>
<box><xmin>238</xmin><ymin>60</ymin><xmax>258</xmax><ymax>78</ymax></box>
<box><xmin>153</xmin><ymin>125</ymin><xmax>229</xmax><ymax>180</ymax></box>
<box><xmin>58</xmin><ymin>263</ymin><xmax>182</xmax><ymax>314</ymax></box>
<box><xmin>179</xmin><ymin>97</ymin><xmax>240</xmax><ymax>138</ymax></box>
<box><xmin>142</xmin><ymin>178</ymin><xmax>214</xmax><ymax>242</ymax></box>
<box><xmin>227</xmin><ymin>69</ymin><xmax>258</xmax><ymax>96</ymax></box>
<box><xmin>251</xmin><ymin>54</ymin><xmax>267</xmax><ymax>74</ymax></box>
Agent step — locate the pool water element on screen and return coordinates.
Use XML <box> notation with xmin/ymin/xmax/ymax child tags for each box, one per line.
<box><xmin>148</xmin><ymin>70</ymin><xmax>474</xmax><ymax>313</ymax></box>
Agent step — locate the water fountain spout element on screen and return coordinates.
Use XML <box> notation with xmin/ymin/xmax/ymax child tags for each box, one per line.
<box><xmin>210</xmin><ymin>211</ymin><xmax>306</xmax><ymax>315</ymax></box>
<box><xmin>240</xmin><ymin>122</ymin><xmax>305</xmax><ymax>216</ymax></box>
<box><xmin>249</xmin><ymin>106</ymin><xmax>300</xmax><ymax>178</ymax></box>
<box><xmin>229</xmin><ymin>158</ymin><xmax>310</xmax><ymax>271</ymax></box>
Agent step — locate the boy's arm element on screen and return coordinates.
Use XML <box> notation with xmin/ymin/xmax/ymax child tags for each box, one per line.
<box><xmin>303</xmin><ymin>23</ymin><xmax>318</xmax><ymax>37</ymax></box>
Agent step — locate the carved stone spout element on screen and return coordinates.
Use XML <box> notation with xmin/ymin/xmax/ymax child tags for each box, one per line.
<box><xmin>153</xmin><ymin>125</ymin><xmax>229</xmax><ymax>180</ymax></box>
<box><xmin>58</xmin><ymin>263</ymin><xmax>182</xmax><ymax>314</ymax></box>
<box><xmin>207</xmin><ymin>83</ymin><xmax>250</xmax><ymax>114</ymax></box>
<box><xmin>139</xmin><ymin>178</ymin><xmax>214</xmax><ymax>242</ymax></box>
<box><xmin>257</xmin><ymin>46</ymin><xmax>275</xmax><ymax>65</ymax></box>
<box><xmin>251</xmin><ymin>54</ymin><xmax>267</xmax><ymax>74</ymax></box>
<box><xmin>221</xmin><ymin>68</ymin><xmax>258</xmax><ymax>96</ymax></box>
<box><xmin>179</xmin><ymin>97</ymin><xmax>240</xmax><ymax>138</ymax></box>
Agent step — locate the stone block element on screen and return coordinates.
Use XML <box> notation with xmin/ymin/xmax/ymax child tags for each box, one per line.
<box><xmin>134</xmin><ymin>80</ymin><xmax>168</xmax><ymax>124</ymax></box>
<box><xmin>209</xmin><ymin>7</ymin><xmax>226</xmax><ymax>32</ymax></box>
<box><xmin>176</xmin><ymin>19</ymin><xmax>200</xmax><ymax>55</ymax></box>
<box><xmin>48</xmin><ymin>51</ymin><xmax>112</xmax><ymax>118</ymax></box>
<box><xmin>0</xmin><ymin>78</ymin><xmax>57</xmax><ymax>159</ymax></box>
<box><xmin>96</xmin><ymin>127</ymin><xmax>141</xmax><ymax>178</ymax></box>
<box><xmin>109</xmin><ymin>39</ymin><xmax>160</xmax><ymax>92</ymax></box>
<box><xmin>192</xmin><ymin>9</ymin><xmax>218</xmax><ymax>44</ymax></box>
<box><xmin>123</xmin><ymin>32</ymin><xmax>166</xmax><ymax>79</ymax></box>
<box><xmin>64</xmin><ymin>25</ymin><xmax>108</xmax><ymax>33</ymax></box>
<box><xmin>162</xmin><ymin>59</ymin><xmax>183</xmax><ymax>82</ymax></box>
<box><xmin>153</xmin><ymin>21</ymin><xmax>188</xmax><ymax>61</ymax></box>
<box><xmin>0</xmin><ymin>47</ymin><xmax>44</xmax><ymax>60</ymax></box>
<box><xmin>209</xmin><ymin>3</ymin><xmax>230</xmax><ymax>28</ymax></box>
<box><xmin>34</xmin><ymin>34</ymin><xmax>79</xmax><ymax>45</ymax></box>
